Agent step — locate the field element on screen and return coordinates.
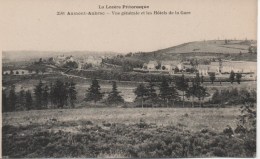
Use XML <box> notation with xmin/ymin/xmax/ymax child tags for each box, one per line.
<box><xmin>3</xmin><ymin>107</ymin><xmax>240</xmax><ymax>132</ymax></box>
<box><xmin>3</xmin><ymin>107</ymin><xmax>256</xmax><ymax>158</ymax></box>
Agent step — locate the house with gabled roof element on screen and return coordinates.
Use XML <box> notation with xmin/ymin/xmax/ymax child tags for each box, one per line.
<box><xmin>161</xmin><ymin>60</ymin><xmax>183</xmax><ymax>71</ymax></box>
<box><xmin>147</xmin><ymin>61</ymin><xmax>158</xmax><ymax>70</ymax></box>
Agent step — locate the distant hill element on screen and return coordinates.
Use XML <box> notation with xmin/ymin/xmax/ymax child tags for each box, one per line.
<box><xmin>129</xmin><ymin>40</ymin><xmax>257</xmax><ymax>62</ymax></box>
<box><xmin>2</xmin><ymin>51</ymin><xmax>118</xmax><ymax>62</ymax></box>
<box><xmin>148</xmin><ymin>40</ymin><xmax>256</xmax><ymax>54</ymax></box>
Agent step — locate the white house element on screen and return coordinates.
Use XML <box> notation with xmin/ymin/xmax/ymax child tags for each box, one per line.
<box><xmin>147</xmin><ymin>61</ymin><xmax>158</xmax><ymax>70</ymax></box>
<box><xmin>161</xmin><ymin>61</ymin><xmax>182</xmax><ymax>71</ymax></box>
<box><xmin>198</xmin><ymin>65</ymin><xmax>210</xmax><ymax>76</ymax></box>
<box><xmin>221</xmin><ymin>61</ymin><xmax>257</xmax><ymax>73</ymax></box>
<box><xmin>84</xmin><ymin>56</ymin><xmax>102</xmax><ymax>66</ymax></box>
<box><xmin>210</xmin><ymin>62</ymin><xmax>221</xmax><ymax>73</ymax></box>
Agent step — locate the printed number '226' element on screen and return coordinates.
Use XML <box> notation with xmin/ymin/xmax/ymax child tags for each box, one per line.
<box><xmin>57</xmin><ymin>12</ymin><xmax>65</xmax><ymax>15</ymax></box>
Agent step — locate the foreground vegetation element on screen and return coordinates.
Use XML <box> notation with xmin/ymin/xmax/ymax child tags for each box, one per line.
<box><xmin>2</xmin><ymin>106</ymin><xmax>256</xmax><ymax>158</ymax></box>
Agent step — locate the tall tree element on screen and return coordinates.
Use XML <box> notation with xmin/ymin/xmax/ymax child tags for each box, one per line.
<box><xmin>201</xmin><ymin>75</ymin><xmax>204</xmax><ymax>84</ymax></box>
<box><xmin>211</xmin><ymin>90</ymin><xmax>221</xmax><ymax>104</ymax></box>
<box><xmin>68</xmin><ymin>81</ymin><xmax>77</xmax><ymax>108</ymax></box>
<box><xmin>9</xmin><ymin>85</ymin><xmax>17</xmax><ymax>111</ymax></box>
<box><xmin>85</xmin><ymin>78</ymin><xmax>103</xmax><ymax>103</ymax></box>
<box><xmin>209</xmin><ymin>72</ymin><xmax>216</xmax><ymax>84</ymax></box>
<box><xmin>64</xmin><ymin>82</ymin><xmax>70</xmax><ymax>106</ymax></box>
<box><xmin>159</xmin><ymin>78</ymin><xmax>179</xmax><ymax>107</ymax></box>
<box><xmin>10</xmin><ymin>70</ymin><xmax>14</xmax><ymax>75</ymax></box>
<box><xmin>42</xmin><ymin>85</ymin><xmax>49</xmax><ymax>108</ymax></box>
<box><xmin>236</xmin><ymin>73</ymin><xmax>242</xmax><ymax>84</ymax></box>
<box><xmin>53</xmin><ymin>80</ymin><xmax>68</xmax><ymax>108</ymax></box>
<box><xmin>186</xmin><ymin>77</ymin><xmax>206</xmax><ymax>107</ymax></box>
<box><xmin>229</xmin><ymin>71</ymin><xmax>235</xmax><ymax>84</ymax></box>
<box><xmin>134</xmin><ymin>83</ymin><xmax>148</xmax><ymax>108</ymax></box>
<box><xmin>34</xmin><ymin>80</ymin><xmax>44</xmax><ymax>109</ymax></box>
<box><xmin>146</xmin><ymin>81</ymin><xmax>157</xmax><ymax>103</ymax></box>
<box><xmin>195</xmin><ymin>85</ymin><xmax>207</xmax><ymax>107</ymax></box>
<box><xmin>176</xmin><ymin>74</ymin><xmax>189</xmax><ymax>107</ymax></box>
<box><xmin>25</xmin><ymin>90</ymin><xmax>33</xmax><ymax>110</ymax></box>
<box><xmin>19</xmin><ymin>89</ymin><xmax>26</xmax><ymax>110</ymax></box>
<box><xmin>107</xmin><ymin>81</ymin><xmax>124</xmax><ymax>105</ymax></box>
<box><xmin>186</xmin><ymin>80</ymin><xmax>196</xmax><ymax>107</ymax></box>
<box><xmin>49</xmin><ymin>82</ymin><xmax>55</xmax><ymax>108</ymax></box>
<box><xmin>194</xmin><ymin>73</ymin><xmax>201</xmax><ymax>84</ymax></box>
<box><xmin>2</xmin><ymin>89</ymin><xmax>8</xmax><ymax>112</ymax></box>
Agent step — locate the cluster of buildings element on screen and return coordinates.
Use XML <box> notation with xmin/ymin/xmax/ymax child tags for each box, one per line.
<box><xmin>142</xmin><ymin>60</ymin><xmax>257</xmax><ymax>77</ymax></box>
<box><xmin>54</xmin><ymin>55</ymin><xmax>103</xmax><ymax>69</ymax></box>
<box><xmin>142</xmin><ymin>60</ymin><xmax>193</xmax><ymax>75</ymax></box>
<box><xmin>3</xmin><ymin>68</ymin><xmax>54</xmax><ymax>75</ymax></box>
<box><xmin>198</xmin><ymin>61</ymin><xmax>257</xmax><ymax>76</ymax></box>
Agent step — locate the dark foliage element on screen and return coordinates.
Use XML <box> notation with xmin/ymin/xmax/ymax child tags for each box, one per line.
<box><xmin>134</xmin><ymin>83</ymin><xmax>148</xmax><ymax>108</ymax></box>
<box><xmin>211</xmin><ymin>88</ymin><xmax>256</xmax><ymax>105</ymax></box>
<box><xmin>68</xmin><ymin>81</ymin><xmax>77</xmax><ymax>108</ymax></box>
<box><xmin>53</xmin><ymin>80</ymin><xmax>69</xmax><ymax>108</ymax></box>
<box><xmin>85</xmin><ymin>78</ymin><xmax>103</xmax><ymax>103</ymax></box>
<box><xmin>25</xmin><ymin>90</ymin><xmax>33</xmax><ymax>110</ymax></box>
<box><xmin>2</xmin><ymin>121</ymin><xmax>256</xmax><ymax>158</ymax></box>
<box><xmin>176</xmin><ymin>74</ymin><xmax>189</xmax><ymax>107</ymax></box>
<box><xmin>8</xmin><ymin>85</ymin><xmax>17</xmax><ymax>111</ymax></box>
<box><xmin>34</xmin><ymin>80</ymin><xmax>44</xmax><ymax>109</ymax></box>
<box><xmin>229</xmin><ymin>71</ymin><xmax>235</xmax><ymax>84</ymax></box>
<box><xmin>106</xmin><ymin>81</ymin><xmax>124</xmax><ymax>105</ymax></box>
<box><xmin>2</xmin><ymin>89</ymin><xmax>8</xmax><ymax>112</ymax></box>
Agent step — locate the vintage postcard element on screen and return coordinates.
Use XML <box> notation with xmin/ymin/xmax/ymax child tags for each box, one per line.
<box><xmin>0</xmin><ymin>0</ymin><xmax>257</xmax><ymax>158</ymax></box>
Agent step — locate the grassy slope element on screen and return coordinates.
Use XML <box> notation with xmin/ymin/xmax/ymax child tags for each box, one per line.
<box><xmin>131</xmin><ymin>40</ymin><xmax>256</xmax><ymax>62</ymax></box>
<box><xmin>158</xmin><ymin>40</ymin><xmax>254</xmax><ymax>54</ymax></box>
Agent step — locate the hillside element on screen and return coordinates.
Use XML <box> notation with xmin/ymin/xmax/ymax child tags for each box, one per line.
<box><xmin>129</xmin><ymin>40</ymin><xmax>257</xmax><ymax>62</ymax></box>
<box><xmin>151</xmin><ymin>40</ymin><xmax>256</xmax><ymax>54</ymax></box>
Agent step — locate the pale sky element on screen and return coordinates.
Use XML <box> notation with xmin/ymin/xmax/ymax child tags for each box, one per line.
<box><xmin>0</xmin><ymin>0</ymin><xmax>257</xmax><ymax>53</ymax></box>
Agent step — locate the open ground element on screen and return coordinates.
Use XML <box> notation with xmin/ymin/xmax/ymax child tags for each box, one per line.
<box><xmin>3</xmin><ymin>107</ymin><xmax>240</xmax><ymax>132</ymax></box>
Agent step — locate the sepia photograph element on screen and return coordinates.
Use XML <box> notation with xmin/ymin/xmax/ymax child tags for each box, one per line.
<box><xmin>0</xmin><ymin>0</ymin><xmax>257</xmax><ymax>158</ymax></box>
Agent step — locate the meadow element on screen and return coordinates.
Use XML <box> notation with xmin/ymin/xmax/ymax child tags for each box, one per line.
<box><xmin>3</xmin><ymin>107</ymin><xmax>240</xmax><ymax>132</ymax></box>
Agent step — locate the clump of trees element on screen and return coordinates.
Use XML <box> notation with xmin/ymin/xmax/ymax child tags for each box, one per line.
<box><xmin>209</xmin><ymin>72</ymin><xmax>216</xmax><ymax>84</ymax></box>
<box><xmin>102</xmin><ymin>56</ymin><xmax>144</xmax><ymax>72</ymax></box>
<box><xmin>186</xmin><ymin>74</ymin><xmax>207</xmax><ymax>107</ymax></box>
<box><xmin>85</xmin><ymin>78</ymin><xmax>125</xmax><ymax>106</ymax></box>
<box><xmin>134</xmin><ymin>74</ymin><xmax>207</xmax><ymax>108</ymax></box>
<box><xmin>229</xmin><ymin>71</ymin><xmax>242</xmax><ymax>84</ymax></box>
<box><xmin>134</xmin><ymin>80</ymin><xmax>158</xmax><ymax>108</ymax></box>
<box><xmin>63</xmin><ymin>61</ymin><xmax>78</xmax><ymax>69</ymax></box>
<box><xmin>211</xmin><ymin>88</ymin><xmax>256</xmax><ymax>106</ymax></box>
<box><xmin>2</xmin><ymin>80</ymin><xmax>78</xmax><ymax>112</ymax></box>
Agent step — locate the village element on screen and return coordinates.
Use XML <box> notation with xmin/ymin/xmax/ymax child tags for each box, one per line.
<box><xmin>3</xmin><ymin>52</ymin><xmax>257</xmax><ymax>82</ymax></box>
<box><xmin>134</xmin><ymin>59</ymin><xmax>257</xmax><ymax>80</ymax></box>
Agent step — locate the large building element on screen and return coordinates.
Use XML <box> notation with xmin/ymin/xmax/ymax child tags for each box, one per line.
<box><xmin>198</xmin><ymin>60</ymin><xmax>257</xmax><ymax>76</ymax></box>
<box><xmin>221</xmin><ymin>61</ymin><xmax>256</xmax><ymax>74</ymax></box>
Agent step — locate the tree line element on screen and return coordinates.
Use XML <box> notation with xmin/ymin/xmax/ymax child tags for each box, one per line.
<box><xmin>83</xmin><ymin>74</ymin><xmax>208</xmax><ymax>108</ymax></box>
<box><xmin>2</xmin><ymin>72</ymin><xmax>252</xmax><ymax>112</ymax></box>
<box><xmin>2</xmin><ymin>78</ymin><xmax>126</xmax><ymax>112</ymax></box>
<box><xmin>2</xmin><ymin>80</ymin><xmax>77</xmax><ymax>112</ymax></box>
<box><xmin>133</xmin><ymin>74</ymin><xmax>207</xmax><ymax>108</ymax></box>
